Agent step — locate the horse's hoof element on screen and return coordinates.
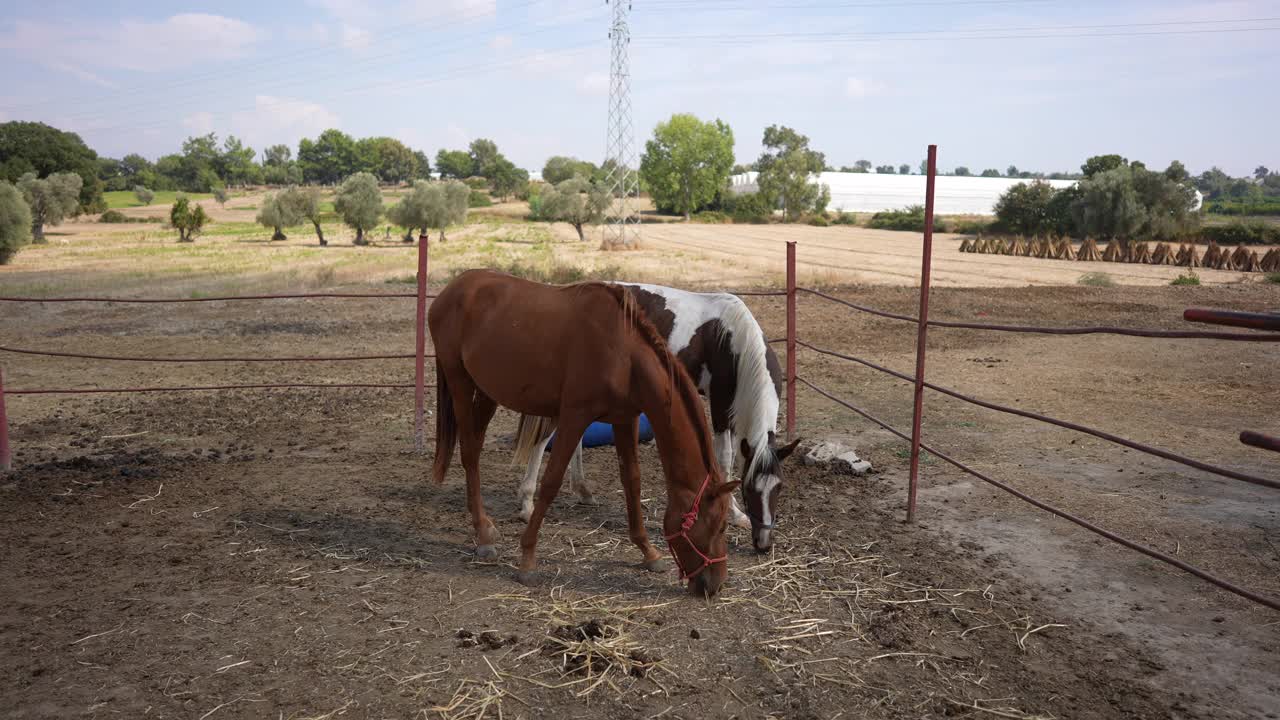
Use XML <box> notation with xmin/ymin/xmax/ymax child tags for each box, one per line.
<box><xmin>476</xmin><ymin>544</ymin><xmax>498</xmax><ymax>559</ymax></box>
<box><xmin>515</xmin><ymin>510</ymin><xmax>532</xmax><ymax>523</ymax></box>
<box><xmin>642</xmin><ymin>558</ymin><xmax>666</xmax><ymax>573</ymax></box>
<box><xmin>731</xmin><ymin>514</ymin><xmax>752</xmax><ymax>530</ymax></box>
<box><xmin>516</xmin><ymin>570</ymin><xmax>539</xmax><ymax>586</ymax></box>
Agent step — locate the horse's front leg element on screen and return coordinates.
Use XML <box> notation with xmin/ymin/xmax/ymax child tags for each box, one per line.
<box><xmin>613</xmin><ymin>417</ymin><xmax>663</xmax><ymax>572</ymax></box>
<box><xmin>518</xmin><ymin>416</ymin><xmax>591</xmax><ymax>585</ymax></box>
<box><xmin>714</xmin><ymin>430</ymin><xmax>751</xmax><ymax>529</ymax></box>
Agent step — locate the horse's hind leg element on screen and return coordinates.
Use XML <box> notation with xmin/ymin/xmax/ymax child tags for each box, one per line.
<box><xmin>516</xmin><ymin>433</ymin><xmax>551</xmax><ymax>522</ymax></box>
<box><xmin>613</xmin><ymin>418</ymin><xmax>663</xmax><ymax>572</ymax></box>
<box><xmin>450</xmin><ymin>375</ymin><xmax>500</xmax><ymax>558</ymax></box>
<box><xmin>518</xmin><ymin>415</ymin><xmax>591</xmax><ymax>584</ymax></box>
<box><xmin>568</xmin><ymin>441</ymin><xmax>597</xmax><ymax>506</ymax></box>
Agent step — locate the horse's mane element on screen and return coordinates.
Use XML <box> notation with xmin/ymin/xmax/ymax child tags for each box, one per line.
<box><xmin>592</xmin><ymin>283</ymin><xmax>719</xmax><ymax>476</ymax></box>
<box><xmin>715</xmin><ymin>297</ymin><xmax>781</xmax><ymax>482</ymax></box>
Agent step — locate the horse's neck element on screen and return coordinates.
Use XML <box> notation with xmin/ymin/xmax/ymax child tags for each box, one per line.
<box><xmin>631</xmin><ymin>347</ymin><xmax>714</xmax><ymax>494</ymax></box>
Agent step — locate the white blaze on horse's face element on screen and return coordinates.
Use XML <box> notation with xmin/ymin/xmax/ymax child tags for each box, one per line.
<box><xmin>743</xmin><ymin>456</ymin><xmax>782</xmax><ymax>553</ymax></box>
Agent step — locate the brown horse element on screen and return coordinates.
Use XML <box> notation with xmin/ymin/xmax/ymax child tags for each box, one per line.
<box><xmin>429</xmin><ymin>270</ymin><xmax>739</xmax><ymax>596</ymax></box>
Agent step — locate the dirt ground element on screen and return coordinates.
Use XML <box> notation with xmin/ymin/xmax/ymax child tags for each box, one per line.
<box><xmin>1</xmin><ymin>278</ymin><xmax>1277</xmax><ymax>719</ymax></box>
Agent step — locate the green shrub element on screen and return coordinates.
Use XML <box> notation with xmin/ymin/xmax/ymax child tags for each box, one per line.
<box><xmin>691</xmin><ymin>210</ymin><xmax>730</xmax><ymax>224</ymax></box>
<box><xmin>806</xmin><ymin>214</ymin><xmax>830</xmax><ymax>227</ymax></box>
<box><xmin>468</xmin><ymin>190</ymin><xmax>493</xmax><ymax>208</ymax></box>
<box><xmin>1204</xmin><ymin>199</ymin><xmax>1280</xmax><ymax>216</ymax></box>
<box><xmin>0</xmin><ymin>181</ymin><xmax>32</xmax><ymax>265</ymax></box>
<box><xmin>951</xmin><ymin>218</ymin><xmax>998</xmax><ymax>235</ymax></box>
<box><xmin>1265</xmin><ymin>272</ymin><xmax>1280</xmax><ymax>284</ymax></box>
<box><xmin>1200</xmin><ymin>220</ymin><xmax>1280</xmax><ymax>246</ymax></box>
<box><xmin>100</xmin><ymin>209</ymin><xmax>129</xmax><ymax>223</ymax></box>
<box><xmin>1077</xmin><ymin>272</ymin><xmax>1116</xmax><ymax>287</ymax></box>
<box><xmin>720</xmin><ymin>191</ymin><xmax>773</xmax><ymax>223</ymax></box>
<box><xmin>868</xmin><ymin>205</ymin><xmax>945</xmax><ymax>233</ymax></box>
<box><xmin>1170</xmin><ymin>271</ymin><xmax>1201</xmax><ymax>286</ymax></box>
<box><xmin>464</xmin><ymin>177</ymin><xmax>489</xmax><ymax>190</ymax></box>
<box><xmin>831</xmin><ymin>211</ymin><xmax>858</xmax><ymax>225</ymax></box>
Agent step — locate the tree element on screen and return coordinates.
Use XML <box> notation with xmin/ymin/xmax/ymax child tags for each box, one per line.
<box><xmin>219</xmin><ymin>135</ymin><xmax>257</xmax><ymax>186</ymax></box>
<box><xmin>1070</xmin><ymin>166</ymin><xmax>1146</xmax><ymax>241</ymax></box>
<box><xmin>1006</xmin><ymin>165</ymin><xmax>1019</xmax><ymax>177</ymax></box>
<box><xmin>639</xmin><ymin>113</ymin><xmax>735</xmax><ymax>220</ymax></box>
<box><xmin>387</xmin><ymin>180</ymin><xmax>432</xmax><ymax>241</ymax></box>
<box><xmin>393</xmin><ymin>180</ymin><xmax>470</xmax><ymax>241</ymax></box>
<box><xmin>0</xmin><ymin>181</ymin><xmax>32</xmax><ymax>265</ymax></box>
<box><xmin>280</xmin><ymin>186</ymin><xmax>326</xmax><ymax>246</ymax></box>
<box><xmin>542</xmin><ymin>156</ymin><xmax>597</xmax><ymax>185</ymax></box>
<box><xmin>539</xmin><ymin>177</ymin><xmax>611</xmax><ymax>241</ymax></box>
<box><xmin>170</xmin><ymin>196</ymin><xmax>209</xmax><ymax>242</ymax></box>
<box><xmin>334</xmin><ymin>172</ymin><xmax>384</xmax><ymax>245</ymax></box>
<box><xmin>994</xmin><ymin>180</ymin><xmax>1056</xmax><ymax>236</ymax></box>
<box><xmin>1163</xmin><ymin>160</ymin><xmax>1190</xmax><ymax>184</ymax></box>
<box><xmin>899</xmin><ymin>164</ymin><xmax>910</xmax><ymax>175</ymax></box>
<box><xmin>468</xmin><ymin>139</ymin><xmax>501</xmax><ymax>178</ymax></box>
<box><xmin>256</xmin><ymin>192</ymin><xmax>303</xmax><ymax>241</ymax></box>
<box><xmin>755</xmin><ymin>125</ymin><xmax>826</xmax><ymax>221</ymax></box>
<box><xmin>1081</xmin><ymin>154</ymin><xmax>1127</xmax><ymax>178</ymax></box>
<box><xmin>99</xmin><ymin>157</ymin><xmax>127</xmax><ymax>191</ymax></box>
<box><xmin>980</xmin><ymin>168</ymin><xmax>1001</xmax><ymax>178</ymax></box>
<box><xmin>299</xmin><ymin>129</ymin><xmax>358</xmax><ymax>184</ymax></box>
<box><xmin>489</xmin><ymin>158</ymin><xmax>529</xmax><ymax>201</ymax></box>
<box><xmin>0</xmin><ymin>121</ymin><xmax>104</xmax><ymax>212</ymax></box>
<box><xmin>360</xmin><ymin>137</ymin><xmax>418</xmax><ymax>183</ymax></box>
<box><xmin>875</xmin><ymin>165</ymin><xmax>895</xmax><ymax>174</ymax></box>
<box><xmin>1255</xmin><ymin>165</ymin><xmax>1271</xmax><ymax>181</ymax></box>
<box><xmin>214</xmin><ymin>188</ymin><xmax>229</xmax><ymax>207</ymax></box>
<box><xmin>134</xmin><ymin>186</ymin><xmax>154</xmax><ymax>205</ymax></box>
<box><xmin>413</xmin><ymin>150</ymin><xmax>432</xmax><ymax>179</ymax></box>
<box><xmin>264</xmin><ymin>144</ymin><xmax>292</xmax><ymax>167</ymax></box>
<box><xmin>954</xmin><ymin>166</ymin><xmax>972</xmax><ymax>176</ymax></box>
<box><xmin>121</xmin><ymin>153</ymin><xmax>158</xmax><ymax>190</ymax></box>
<box><xmin>17</xmin><ymin>171</ymin><xmax>82</xmax><ymax>241</ymax></box>
<box><xmin>435</xmin><ymin>149</ymin><xmax>473</xmax><ymax>180</ymax></box>
<box><xmin>853</xmin><ymin>159</ymin><xmax>871</xmax><ymax>173</ymax></box>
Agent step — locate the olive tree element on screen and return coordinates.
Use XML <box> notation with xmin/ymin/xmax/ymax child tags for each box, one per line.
<box><xmin>430</xmin><ymin>180</ymin><xmax>470</xmax><ymax>241</ymax></box>
<box><xmin>134</xmin><ymin>185</ymin><xmax>155</xmax><ymax>205</ymax></box>
<box><xmin>639</xmin><ymin>113</ymin><xmax>735</xmax><ymax>219</ymax></box>
<box><xmin>213</xmin><ymin>187</ymin><xmax>229</xmax><ymax>207</ymax></box>
<box><xmin>170</xmin><ymin>196</ymin><xmax>210</xmax><ymax>242</ymax></box>
<box><xmin>539</xmin><ymin>177</ymin><xmax>610</xmax><ymax>241</ymax></box>
<box><xmin>387</xmin><ymin>180</ymin><xmax>433</xmax><ymax>242</ymax></box>
<box><xmin>17</xmin><ymin>171</ymin><xmax>82</xmax><ymax>241</ymax></box>
<box><xmin>334</xmin><ymin>172</ymin><xmax>384</xmax><ymax>245</ymax></box>
<box><xmin>0</xmin><ymin>181</ymin><xmax>33</xmax><ymax>265</ymax></box>
<box><xmin>280</xmin><ymin>186</ymin><xmax>327</xmax><ymax>246</ymax></box>
<box><xmin>256</xmin><ymin>192</ymin><xmax>303</xmax><ymax>241</ymax></box>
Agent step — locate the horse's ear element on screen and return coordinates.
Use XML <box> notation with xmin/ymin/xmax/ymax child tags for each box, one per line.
<box><xmin>715</xmin><ymin>480</ymin><xmax>741</xmax><ymax>497</ymax></box>
<box><xmin>775</xmin><ymin>437</ymin><xmax>802</xmax><ymax>463</ymax></box>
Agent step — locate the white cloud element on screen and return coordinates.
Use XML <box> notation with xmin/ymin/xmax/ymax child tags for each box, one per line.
<box><xmin>489</xmin><ymin>34</ymin><xmax>513</xmax><ymax>51</ymax></box>
<box><xmin>182</xmin><ymin>112</ymin><xmax>215</xmax><ymax>136</ymax></box>
<box><xmin>0</xmin><ymin>14</ymin><xmax>263</xmax><ymax>73</ymax></box>
<box><xmin>578</xmin><ymin>72</ymin><xmax>609</xmax><ymax>96</ymax></box>
<box><xmin>229</xmin><ymin>96</ymin><xmax>342</xmax><ymax>150</ymax></box>
<box><xmin>341</xmin><ymin>25</ymin><xmax>372</xmax><ymax>51</ymax></box>
<box><xmin>403</xmin><ymin>0</ymin><xmax>497</xmax><ymax>22</ymax></box>
<box><xmin>844</xmin><ymin>77</ymin><xmax>882</xmax><ymax>100</ymax></box>
<box><xmin>47</xmin><ymin>62</ymin><xmax>118</xmax><ymax>89</ymax></box>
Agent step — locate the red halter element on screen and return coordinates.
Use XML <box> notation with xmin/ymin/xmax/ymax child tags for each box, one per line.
<box><xmin>664</xmin><ymin>473</ymin><xmax>727</xmax><ymax>581</ymax></box>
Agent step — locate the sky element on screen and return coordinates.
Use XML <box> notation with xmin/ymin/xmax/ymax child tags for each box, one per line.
<box><xmin>0</xmin><ymin>0</ymin><xmax>1276</xmax><ymax>177</ymax></box>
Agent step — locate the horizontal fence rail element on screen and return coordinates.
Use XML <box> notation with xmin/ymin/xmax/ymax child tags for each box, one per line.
<box><xmin>796</xmin><ymin>339</ymin><xmax>1280</xmax><ymax>492</ymax></box>
<box><xmin>1241</xmin><ymin>431</ymin><xmax>1280</xmax><ymax>454</ymax></box>
<box><xmin>7</xmin><ymin>383</ymin><xmax>421</xmax><ymax>395</ymax></box>
<box><xmin>1184</xmin><ymin>307</ymin><xmax>1280</xmax><ymax>332</ymax></box>
<box><xmin>798</xmin><ymin>287</ymin><xmax>1280</xmax><ymax>342</ymax></box>
<box><xmin>796</xmin><ymin>375</ymin><xmax>1280</xmax><ymax>613</ymax></box>
<box><xmin>0</xmin><ymin>346</ymin><xmax>421</xmax><ymax>363</ymax></box>
<box><xmin>0</xmin><ymin>292</ymin><xmax>427</xmax><ymax>303</ymax></box>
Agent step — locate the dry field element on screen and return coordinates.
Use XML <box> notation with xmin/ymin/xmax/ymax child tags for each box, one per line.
<box><xmin>1</xmin><ymin>200</ymin><xmax>1278</xmax><ymax>719</ymax></box>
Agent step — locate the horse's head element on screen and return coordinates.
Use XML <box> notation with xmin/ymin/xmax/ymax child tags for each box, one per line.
<box><xmin>665</xmin><ymin>473</ymin><xmax>740</xmax><ymax>598</ymax></box>
<box><xmin>740</xmin><ymin>435</ymin><xmax>802</xmax><ymax>553</ymax></box>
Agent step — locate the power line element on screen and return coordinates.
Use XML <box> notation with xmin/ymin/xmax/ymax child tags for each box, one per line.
<box><xmin>37</xmin><ymin>10</ymin><xmax>606</xmax><ymax>128</ymax></box>
<box><xmin>636</xmin><ymin>26</ymin><xmax>1280</xmax><ymax>45</ymax></box>
<box><xmin>638</xmin><ymin>0</ymin><xmax>1058</xmax><ymax>9</ymax></box>
<box><xmin>639</xmin><ymin>16</ymin><xmax>1280</xmax><ymax>40</ymax></box>
<box><xmin>0</xmin><ymin>0</ymin><xmax>562</xmax><ymax>114</ymax></box>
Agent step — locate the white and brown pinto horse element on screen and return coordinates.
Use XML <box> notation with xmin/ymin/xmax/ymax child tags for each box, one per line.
<box><xmin>514</xmin><ymin>284</ymin><xmax>800</xmax><ymax>553</ymax></box>
<box><xmin>430</xmin><ymin>270</ymin><xmax>739</xmax><ymax>596</ymax></box>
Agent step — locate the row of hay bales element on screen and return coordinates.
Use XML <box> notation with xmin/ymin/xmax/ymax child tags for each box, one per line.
<box><xmin>958</xmin><ymin>236</ymin><xmax>1280</xmax><ymax>273</ymax></box>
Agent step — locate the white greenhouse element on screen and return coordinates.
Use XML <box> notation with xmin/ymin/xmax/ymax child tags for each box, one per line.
<box><xmin>728</xmin><ymin>172</ymin><xmax>1079</xmax><ymax>215</ymax></box>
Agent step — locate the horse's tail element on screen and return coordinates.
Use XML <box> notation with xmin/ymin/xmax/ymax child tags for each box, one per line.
<box><xmin>512</xmin><ymin>414</ymin><xmax>555</xmax><ymax>466</ymax></box>
<box><xmin>431</xmin><ymin>361</ymin><xmax>456</xmax><ymax>485</ymax></box>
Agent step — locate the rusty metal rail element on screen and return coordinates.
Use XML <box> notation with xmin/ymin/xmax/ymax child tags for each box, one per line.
<box><xmin>0</xmin><ymin>345</ymin><xmax>420</xmax><ymax>363</ymax></box>
<box><xmin>796</xmin><ymin>339</ymin><xmax>1280</xmax><ymax>492</ymax></box>
<box><xmin>797</xmin><ymin>375</ymin><xmax>1280</xmax><ymax>612</ymax></box>
<box><xmin>1241</xmin><ymin>431</ymin><xmax>1280</xmax><ymax>454</ymax></box>
<box><xmin>1184</xmin><ymin>307</ymin><xmax>1280</xmax><ymax>332</ymax></box>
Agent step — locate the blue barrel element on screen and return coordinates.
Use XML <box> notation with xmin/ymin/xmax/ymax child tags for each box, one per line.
<box><xmin>548</xmin><ymin>414</ymin><xmax>654</xmax><ymax>451</ymax></box>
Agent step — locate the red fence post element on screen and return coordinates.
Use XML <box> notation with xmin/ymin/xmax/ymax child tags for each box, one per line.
<box><xmin>786</xmin><ymin>241</ymin><xmax>797</xmax><ymax>441</ymax></box>
<box><xmin>0</xmin><ymin>366</ymin><xmax>10</xmax><ymax>472</ymax></box>
<box><xmin>414</xmin><ymin>234</ymin><xmax>430</xmax><ymax>454</ymax></box>
<box><xmin>907</xmin><ymin>145</ymin><xmax>938</xmax><ymax>523</ymax></box>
